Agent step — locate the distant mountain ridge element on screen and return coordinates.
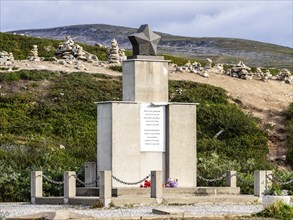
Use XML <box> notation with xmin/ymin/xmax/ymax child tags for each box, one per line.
<box><xmin>8</xmin><ymin>23</ymin><xmax>293</xmax><ymax>68</ymax></box>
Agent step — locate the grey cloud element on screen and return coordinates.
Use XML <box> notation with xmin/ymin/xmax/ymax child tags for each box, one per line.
<box><xmin>1</xmin><ymin>1</ymin><xmax>292</xmax><ymax>47</ymax></box>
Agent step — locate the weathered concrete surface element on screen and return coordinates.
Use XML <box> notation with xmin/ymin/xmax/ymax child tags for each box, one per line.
<box><xmin>76</xmin><ymin>187</ymin><xmax>240</xmax><ymax>197</ymax></box>
<box><xmin>97</xmin><ymin>102</ymin><xmax>164</xmax><ymax>188</ymax></box>
<box><xmin>167</xmin><ymin>104</ymin><xmax>197</xmax><ymax>187</ymax></box>
<box><xmin>122</xmin><ymin>59</ymin><xmax>169</xmax><ymax>102</ymax></box>
<box><xmin>152</xmin><ymin>207</ymin><xmax>185</xmax><ymax>215</ymax></box>
<box><xmin>6</xmin><ymin>210</ymin><xmax>95</xmax><ymax>220</ymax></box>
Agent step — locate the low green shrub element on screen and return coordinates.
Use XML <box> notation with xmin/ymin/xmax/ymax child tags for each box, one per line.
<box><xmin>284</xmin><ymin>103</ymin><xmax>293</xmax><ymax>166</ymax></box>
<box><xmin>108</xmin><ymin>65</ymin><xmax>122</xmax><ymax>72</ymax></box>
<box><xmin>254</xmin><ymin>201</ymin><xmax>293</xmax><ymax>220</ymax></box>
<box><xmin>0</xmin><ymin>72</ymin><xmax>20</xmax><ymax>82</ymax></box>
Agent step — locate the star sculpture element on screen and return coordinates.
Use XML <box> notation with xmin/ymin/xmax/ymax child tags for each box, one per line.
<box><xmin>128</xmin><ymin>24</ymin><xmax>161</xmax><ymax>56</ymax></box>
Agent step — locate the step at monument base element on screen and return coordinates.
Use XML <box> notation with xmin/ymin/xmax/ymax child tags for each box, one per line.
<box><xmin>76</xmin><ymin>187</ymin><xmax>240</xmax><ymax>197</ymax></box>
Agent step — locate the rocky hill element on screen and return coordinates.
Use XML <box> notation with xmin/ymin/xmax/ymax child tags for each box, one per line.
<box><xmin>9</xmin><ymin>24</ymin><xmax>293</xmax><ymax>69</ymax></box>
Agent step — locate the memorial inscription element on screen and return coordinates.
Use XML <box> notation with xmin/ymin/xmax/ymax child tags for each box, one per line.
<box><xmin>140</xmin><ymin>104</ymin><xmax>166</xmax><ymax>152</ymax></box>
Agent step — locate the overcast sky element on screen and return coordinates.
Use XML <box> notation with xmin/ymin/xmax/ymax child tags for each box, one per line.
<box><xmin>1</xmin><ymin>0</ymin><xmax>292</xmax><ymax>47</ymax></box>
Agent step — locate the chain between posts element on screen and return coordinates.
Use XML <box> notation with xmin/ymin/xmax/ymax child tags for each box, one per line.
<box><xmin>72</xmin><ymin>174</ymin><xmax>100</xmax><ymax>186</ymax></box>
<box><xmin>41</xmin><ymin>174</ymin><xmax>64</xmax><ymax>185</ymax></box>
<box><xmin>266</xmin><ymin>174</ymin><xmax>293</xmax><ymax>185</ymax></box>
<box><xmin>232</xmin><ymin>173</ymin><xmax>254</xmax><ymax>186</ymax></box>
<box><xmin>112</xmin><ymin>174</ymin><xmax>150</xmax><ymax>185</ymax></box>
<box><xmin>197</xmin><ymin>173</ymin><xmax>227</xmax><ymax>182</ymax></box>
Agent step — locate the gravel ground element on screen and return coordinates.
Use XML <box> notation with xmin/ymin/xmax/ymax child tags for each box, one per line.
<box><xmin>0</xmin><ymin>203</ymin><xmax>264</xmax><ymax>218</ymax></box>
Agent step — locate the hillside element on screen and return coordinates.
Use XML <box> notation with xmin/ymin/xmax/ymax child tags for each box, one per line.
<box><xmin>0</xmin><ymin>31</ymin><xmax>292</xmax><ymax>202</ymax></box>
<box><xmin>9</xmin><ymin>23</ymin><xmax>293</xmax><ymax>69</ymax></box>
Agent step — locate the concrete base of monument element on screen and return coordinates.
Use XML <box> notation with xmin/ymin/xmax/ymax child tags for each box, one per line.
<box><xmin>34</xmin><ymin>195</ymin><xmax>261</xmax><ymax>206</ymax></box>
<box><xmin>75</xmin><ymin>187</ymin><xmax>241</xmax><ymax>197</ymax></box>
<box><xmin>34</xmin><ymin>187</ymin><xmax>261</xmax><ymax>206</ymax></box>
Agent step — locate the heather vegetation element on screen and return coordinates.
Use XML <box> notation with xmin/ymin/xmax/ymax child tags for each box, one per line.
<box><xmin>1</xmin><ymin>69</ymin><xmax>291</xmax><ymax>201</ymax></box>
<box><xmin>285</xmin><ymin>103</ymin><xmax>293</xmax><ymax>166</ymax></box>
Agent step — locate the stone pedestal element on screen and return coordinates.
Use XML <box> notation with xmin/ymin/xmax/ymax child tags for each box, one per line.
<box><xmin>254</xmin><ymin>170</ymin><xmax>272</xmax><ymax>196</ymax></box>
<box><xmin>122</xmin><ymin>58</ymin><xmax>169</xmax><ymax>102</ymax></box>
<box><xmin>85</xmin><ymin>162</ymin><xmax>97</xmax><ymax>187</ymax></box>
<box><xmin>97</xmin><ymin>102</ymin><xmax>164</xmax><ymax>188</ymax></box>
<box><xmin>100</xmin><ymin>170</ymin><xmax>112</xmax><ymax>207</ymax></box>
<box><xmin>31</xmin><ymin>171</ymin><xmax>43</xmax><ymax>204</ymax></box>
<box><xmin>97</xmin><ymin>55</ymin><xmax>197</xmax><ymax>188</ymax></box>
<box><xmin>97</xmin><ymin>102</ymin><xmax>197</xmax><ymax>187</ymax></box>
<box><xmin>64</xmin><ymin>171</ymin><xmax>76</xmax><ymax>204</ymax></box>
<box><xmin>166</xmin><ymin>104</ymin><xmax>197</xmax><ymax>187</ymax></box>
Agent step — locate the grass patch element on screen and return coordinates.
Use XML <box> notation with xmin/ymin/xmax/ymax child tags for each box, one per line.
<box><xmin>0</xmin><ymin>70</ymin><xmax>56</xmax><ymax>82</ymax></box>
<box><xmin>108</xmin><ymin>65</ymin><xmax>122</xmax><ymax>72</ymax></box>
<box><xmin>254</xmin><ymin>201</ymin><xmax>293</xmax><ymax>220</ymax></box>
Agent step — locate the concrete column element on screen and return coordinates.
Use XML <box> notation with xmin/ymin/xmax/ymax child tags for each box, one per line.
<box><xmin>226</xmin><ymin>171</ymin><xmax>237</xmax><ymax>187</ymax></box>
<box><xmin>64</xmin><ymin>171</ymin><xmax>76</xmax><ymax>204</ymax></box>
<box><xmin>151</xmin><ymin>171</ymin><xmax>163</xmax><ymax>203</ymax></box>
<box><xmin>254</xmin><ymin>170</ymin><xmax>272</xmax><ymax>196</ymax></box>
<box><xmin>100</xmin><ymin>170</ymin><xmax>112</xmax><ymax>207</ymax></box>
<box><xmin>31</xmin><ymin>171</ymin><xmax>43</xmax><ymax>204</ymax></box>
<box><xmin>85</xmin><ymin>162</ymin><xmax>97</xmax><ymax>187</ymax></box>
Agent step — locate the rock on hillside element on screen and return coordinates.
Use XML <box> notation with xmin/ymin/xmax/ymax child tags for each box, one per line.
<box><xmin>9</xmin><ymin>23</ymin><xmax>293</xmax><ymax>69</ymax></box>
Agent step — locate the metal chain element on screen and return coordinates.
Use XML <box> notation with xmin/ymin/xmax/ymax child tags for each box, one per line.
<box><xmin>41</xmin><ymin>174</ymin><xmax>64</xmax><ymax>185</ymax></box>
<box><xmin>234</xmin><ymin>173</ymin><xmax>254</xmax><ymax>186</ymax></box>
<box><xmin>197</xmin><ymin>173</ymin><xmax>227</xmax><ymax>182</ymax></box>
<box><xmin>112</xmin><ymin>174</ymin><xmax>150</xmax><ymax>185</ymax></box>
<box><xmin>72</xmin><ymin>174</ymin><xmax>100</xmax><ymax>186</ymax></box>
<box><xmin>76</xmin><ymin>167</ymin><xmax>84</xmax><ymax>177</ymax></box>
<box><xmin>266</xmin><ymin>174</ymin><xmax>293</xmax><ymax>185</ymax></box>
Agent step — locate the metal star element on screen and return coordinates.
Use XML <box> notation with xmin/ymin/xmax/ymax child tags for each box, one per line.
<box><xmin>128</xmin><ymin>24</ymin><xmax>161</xmax><ymax>56</ymax></box>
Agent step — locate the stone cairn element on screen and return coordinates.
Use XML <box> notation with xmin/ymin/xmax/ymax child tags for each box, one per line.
<box><xmin>171</xmin><ymin>59</ymin><xmax>292</xmax><ymax>83</ymax></box>
<box><xmin>275</xmin><ymin>68</ymin><xmax>292</xmax><ymax>84</ymax></box>
<box><xmin>0</xmin><ymin>51</ymin><xmax>14</xmax><ymax>66</ymax></box>
<box><xmin>107</xmin><ymin>38</ymin><xmax>126</xmax><ymax>64</ymax></box>
<box><xmin>225</xmin><ymin>61</ymin><xmax>252</xmax><ymax>80</ymax></box>
<box><xmin>55</xmin><ymin>36</ymin><xmax>98</xmax><ymax>66</ymax></box>
<box><xmin>27</xmin><ymin>45</ymin><xmax>42</xmax><ymax>61</ymax></box>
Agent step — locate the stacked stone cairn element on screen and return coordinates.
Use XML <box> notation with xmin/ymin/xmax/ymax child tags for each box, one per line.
<box><xmin>275</xmin><ymin>68</ymin><xmax>293</xmax><ymax>84</ymax></box>
<box><xmin>225</xmin><ymin>61</ymin><xmax>253</xmax><ymax>80</ymax></box>
<box><xmin>255</xmin><ymin>67</ymin><xmax>272</xmax><ymax>82</ymax></box>
<box><xmin>0</xmin><ymin>51</ymin><xmax>14</xmax><ymax>66</ymax></box>
<box><xmin>214</xmin><ymin>63</ymin><xmax>225</xmax><ymax>74</ymax></box>
<box><xmin>27</xmin><ymin>45</ymin><xmax>42</xmax><ymax>61</ymax></box>
<box><xmin>107</xmin><ymin>38</ymin><xmax>126</xmax><ymax>64</ymax></box>
<box><xmin>172</xmin><ymin>58</ymin><xmax>292</xmax><ymax>83</ymax></box>
<box><xmin>55</xmin><ymin>36</ymin><xmax>98</xmax><ymax>65</ymax></box>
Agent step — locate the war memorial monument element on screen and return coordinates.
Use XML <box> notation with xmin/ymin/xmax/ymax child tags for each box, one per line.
<box><xmin>97</xmin><ymin>24</ymin><xmax>197</xmax><ymax>188</ymax></box>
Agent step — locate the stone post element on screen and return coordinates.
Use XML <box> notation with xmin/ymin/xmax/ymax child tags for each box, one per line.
<box><xmin>254</xmin><ymin>170</ymin><xmax>272</xmax><ymax>196</ymax></box>
<box><xmin>85</xmin><ymin>162</ymin><xmax>97</xmax><ymax>187</ymax></box>
<box><xmin>31</xmin><ymin>171</ymin><xmax>43</xmax><ymax>204</ymax></box>
<box><xmin>100</xmin><ymin>170</ymin><xmax>112</xmax><ymax>207</ymax></box>
<box><xmin>64</xmin><ymin>171</ymin><xmax>76</xmax><ymax>204</ymax></box>
<box><xmin>225</xmin><ymin>171</ymin><xmax>237</xmax><ymax>187</ymax></box>
<box><xmin>151</xmin><ymin>170</ymin><xmax>163</xmax><ymax>203</ymax></box>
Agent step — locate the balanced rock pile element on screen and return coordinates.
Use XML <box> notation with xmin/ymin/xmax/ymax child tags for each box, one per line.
<box><xmin>107</xmin><ymin>38</ymin><xmax>126</xmax><ymax>64</ymax></box>
<box><xmin>0</xmin><ymin>51</ymin><xmax>14</xmax><ymax>66</ymax></box>
<box><xmin>27</xmin><ymin>45</ymin><xmax>42</xmax><ymax>61</ymax></box>
<box><xmin>55</xmin><ymin>36</ymin><xmax>98</xmax><ymax>63</ymax></box>
<box><xmin>255</xmin><ymin>67</ymin><xmax>272</xmax><ymax>81</ymax></box>
<box><xmin>225</xmin><ymin>61</ymin><xmax>253</xmax><ymax>80</ymax></box>
<box><xmin>275</xmin><ymin>68</ymin><xmax>292</xmax><ymax>84</ymax></box>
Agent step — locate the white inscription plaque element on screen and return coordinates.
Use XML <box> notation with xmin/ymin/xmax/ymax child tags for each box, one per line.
<box><xmin>140</xmin><ymin>103</ymin><xmax>166</xmax><ymax>152</ymax></box>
